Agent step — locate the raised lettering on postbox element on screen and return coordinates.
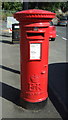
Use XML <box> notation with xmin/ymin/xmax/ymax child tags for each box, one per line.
<box><xmin>28</xmin><ymin>83</ymin><xmax>41</xmax><ymax>92</ymax></box>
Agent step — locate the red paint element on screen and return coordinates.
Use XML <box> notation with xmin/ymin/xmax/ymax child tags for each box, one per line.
<box><xmin>49</xmin><ymin>23</ymin><xmax>56</xmax><ymax>39</ymax></box>
<box><xmin>14</xmin><ymin>9</ymin><xmax>55</xmax><ymax>103</ymax></box>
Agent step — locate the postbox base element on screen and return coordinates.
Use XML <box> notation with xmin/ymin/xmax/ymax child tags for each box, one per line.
<box><xmin>20</xmin><ymin>98</ymin><xmax>48</xmax><ymax>110</ymax></box>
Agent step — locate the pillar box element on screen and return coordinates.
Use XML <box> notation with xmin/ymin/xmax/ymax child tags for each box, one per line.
<box><xmin>14</xmin><ymin>9</ymin><xmax>55</xmax><ymax>109</ymax></box>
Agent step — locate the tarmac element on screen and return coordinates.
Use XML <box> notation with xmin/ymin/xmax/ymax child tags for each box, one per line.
<box><xmin>0</xmin><ymin>21</ymin><xmax>63</xmax><ymax>119</ymax></box>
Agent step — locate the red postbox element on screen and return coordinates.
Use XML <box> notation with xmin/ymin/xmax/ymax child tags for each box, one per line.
<box><xmin>14</xmin><ymin>9</ymin><xmax>55</xmax><ymax>109</ymax></box>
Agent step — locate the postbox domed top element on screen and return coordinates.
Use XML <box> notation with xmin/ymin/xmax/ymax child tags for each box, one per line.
<box><xmin>14</xmin><ymin>9</ymin><xmax>56</xmax><ymax>22</ymax></box>
<box><xmin>15</xmin><ymin>9</ymin><xmax>55</xmax><ymax>14</ymax></box>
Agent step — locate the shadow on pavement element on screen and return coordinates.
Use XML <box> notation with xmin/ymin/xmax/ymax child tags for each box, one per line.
<box><xmin>0</xmin><ymin>62</ymin><xmax>68</xmax><ymax>119</ymax></box>
<box><xmin>0</xmin><ymin>34</ymin><xmax>11</xmax><ymax>37</ymax></box>
<box><xmin>48</xmin><ymin>62</ymin><xmax>68</xmax><ymax>120</ymax></box>
<box><xmin>0</xmin><ymin>65</ymin><xmax>20</xmax><ymax>74</ymax></box>
<box><xmin>0</xmin><ymin>40</ymin><xmax>13</xmax><ymax>44</ymax></box>
<box><xmin>0</xmin><ymin>82</ymin><xmax>20</xmax><ymax>106</ymax></box>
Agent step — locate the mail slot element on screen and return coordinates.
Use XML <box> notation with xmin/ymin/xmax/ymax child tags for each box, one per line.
<box><xmin>27</xmin><ymin>33</ymin><xmax>44</xmax><ymax>37</ymax></box>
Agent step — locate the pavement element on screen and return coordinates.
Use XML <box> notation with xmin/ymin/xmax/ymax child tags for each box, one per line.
<box><xmin>0</xmin><ymin>20</ymin><xmax>67</xmax><ymax>119</ymax></box>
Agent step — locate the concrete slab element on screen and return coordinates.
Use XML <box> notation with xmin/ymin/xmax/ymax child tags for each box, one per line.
<box><xmin>2</xmin><ymin>97</ymin><xmax>61</xmax><ymax>118</ymax></box>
